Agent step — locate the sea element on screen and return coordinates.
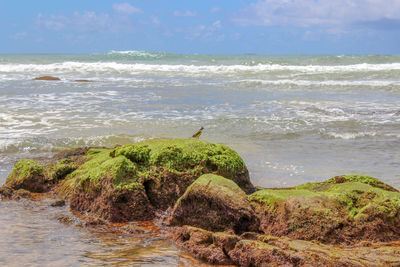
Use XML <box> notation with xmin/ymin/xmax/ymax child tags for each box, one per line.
<box><xmin>0</xmin><ymin>51</ymin><xmax>399</xmax><ymax>266</ymax></box>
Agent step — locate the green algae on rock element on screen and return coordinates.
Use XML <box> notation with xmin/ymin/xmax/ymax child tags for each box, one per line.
<box><xmin>112</xmin><ymin>139</ymin><xmax>254</xmax><ymax>193</ymax></box>
<box><xmin>4</xmin><ymin>159</ymin><xmax>49</xmax><ymax>193</ymax></box>
<box><xmin>54</xmin><ymin>139</ymin><xmax>254</xmax><ymax>222</ymax></box>
<box><xmin>168</xmin><ymin>174</ymin><xmax>259</xmax><ymax>233</ymax></box>
<box><xmin>250</xmin><ymin>175</ymin><xmax>400</xmax><ymax>244</ymax></box>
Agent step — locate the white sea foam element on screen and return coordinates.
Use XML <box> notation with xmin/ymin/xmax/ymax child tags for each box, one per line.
<box><xmin>239</xmin><ymin>79</ymin><xmax>400</xmax><ymax>87</ymax></box>
<box><xmin>1</xmin><ymin>62</ymin><xmax>400</xmax><ymax>76</ymax></box>
<box><xmin>107</xmin><ymin>50</ymin><xmax>167</xmax><ymax>58</ymax></box>
<box><xmin>324</xmin><ymin>131</ymin><xmax>378</xmax><ymax>139</ymax></box>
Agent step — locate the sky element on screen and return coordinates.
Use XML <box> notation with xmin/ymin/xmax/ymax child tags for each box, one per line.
<box><xmin>1</xmin><ymin>0</ymin><xmax>399</xmax><ymax>54</ymax></box>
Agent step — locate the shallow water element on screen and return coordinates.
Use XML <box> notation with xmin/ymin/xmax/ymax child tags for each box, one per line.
<box><xmin>1</xmin><ymin>52</ymin><xmax>399</xmax><ymax>265</ymax></box>
<box><xmin>0</xmin><ymin>183</ymin><xmax>216</xmax><ymax>267</ymax></box>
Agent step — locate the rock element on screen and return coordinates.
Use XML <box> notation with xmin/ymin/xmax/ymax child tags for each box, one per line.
<box><xmin>250</xmin><ymin>175</ymin><xmax>400</xmax><ymax>244</ymax></box>
<box><xmin>56</xmin><ymin>139</ymin><xmax>254</xmax><ymax>222</ymax></box>
<box><xmin>33</xmin><ymin>76</ymin><xmax>60</xmax><ymax>81</ymax></box>
<box><xmin>5</xmin><ymin>159</ymin><xmax>50</xmax><ymax>193</ymax></box>
<box><xmin>174</xmin><ymin>226</ymin><xmax>400</xmax><ymax>266</ymax></box>
<box><xmin>173</xmin><ymin>226</ymin><xmax>234</xmax><ymax>265</ymax></box>
<box><xmin>45</xmin><ymin>159</ymin><xmax>77</xmax><ymax>182</ymax></box>
<box><xmin>12</xmin><ymin>188</ymin><xmax>33</xmax><ymax>199</ymax></box>
<box><xmin>74</xmin><ymin>79</ymin><xmax>92</xmax><ymax>82</ymax></box>
<box><xmin>168</xmin><ymin>174</ymin><xmax>259</xmax><ymax>233</ymax></box>
<box><xmin>50</xmin><ymin>199</ymin><xmax>65</xmax><ymax>207</ymax></box>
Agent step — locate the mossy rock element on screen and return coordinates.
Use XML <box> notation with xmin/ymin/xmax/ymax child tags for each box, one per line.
<box><xmin>45</xmin><ymin>159</ymin><xmax>77</xmax><ymax>182</ymax></box>
<box><xmin>250</xmin><ymin>175</ymin><xmax>400</xmax><ymax>244</ymax></box>
<box><xmin>5</xmin><ymin>159</ymin><xmax>49</xmax><ymax>193</ymax></box>
<box><xmin>54</xmin><ymin>139</ymin><xmax>254</xmax><ymax>222</ymax></box>
<box><xmin>112</xmin><ymin>139</ymin><xmax>254</xmax><ymax>193</ymax></box>
<box><xmin>169</xmin><ymin>174</ymin><xmax>258</xmax><ymax>233</ymax></box>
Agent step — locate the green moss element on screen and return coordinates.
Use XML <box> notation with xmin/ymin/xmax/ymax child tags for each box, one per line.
<box><xmin>249</xmin><ymin>189</ymin><xmax>321</xmax><ymax>206</ymax></box>
<box><xmin>190</xmin><ymin>173</ymin><xmax>244</xmax><ymax>193</ymax></box>
<box><xmin>252</xmin><ymin>178</ymin><xmax>400</xmax><ymax>220</ymax></box>
<box><xmin>173</xmin><ymin>174</ymin><xmax>249</xmax><ymax>212</ymax></box>
<box><xmin>45</xmin><ymin>159</ymin><xmax>76</xmax><ymax>181</ymax></box>
<box><xmin>327</xmin><ymin>175</ymin><xmax>399</xmax><ymax>192</ymax></box>
<box><xmin>55</xmin><ymin>139</ymin><xmax>252</xmax><ymax>200</ymax></box>
<box><xmin>113</xmin><ymin>139</ymin><xmax>247</xmax><ymax>177</ymax></box>
<box><xmin>298</xmin><ymin>175</ymin><xmax>399</xmax><ymax>193</ymax></box>
<box><xmin>6</xmin><ymin>159</ymin><xmax>44</xmax><ymax>184</ymax></box>
<box><xmin>63</xmin><ymin>148</ymin><xmax>138</xmax><ymax>193</ymax></box>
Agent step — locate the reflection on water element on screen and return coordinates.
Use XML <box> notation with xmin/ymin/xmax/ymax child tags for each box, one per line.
<box><xmin>0</xmin><ymin>196</ymin><xmax>218</xmax><ymax>266</ymax></box>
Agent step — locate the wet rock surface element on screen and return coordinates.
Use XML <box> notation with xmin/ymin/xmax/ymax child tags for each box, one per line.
<box><xmin>174</xmin><ymin>226</ymin><xmax>400</xmax><ymax>267</ymax></box>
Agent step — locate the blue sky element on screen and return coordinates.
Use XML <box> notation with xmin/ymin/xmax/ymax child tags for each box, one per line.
<box><xmin>1</xmin><ymin>0</ymin><xmax>399</xmax><ymax>54</ymax></box>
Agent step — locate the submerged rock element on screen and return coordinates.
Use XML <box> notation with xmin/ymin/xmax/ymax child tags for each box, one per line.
<box><xmin>33</xmin><ymin>76</ymin><xmax>60</xmax><ymax>81</ymax></box>
<box><xmin>74</xmin><ymin>79</ymin><xmax>93</xmax><ymax>82</ymax></box>
<box><xmin>250</xmin><ymin>174</ymin><xmax>400</xmax><ymax>244</ymax></box>
<box><xmin>168</xmin><ymin>174</ymin><xmax>258</xmax><ymax>233</ymax></box>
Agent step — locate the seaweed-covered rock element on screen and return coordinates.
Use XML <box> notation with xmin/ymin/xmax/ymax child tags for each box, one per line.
<box><xmin>169</xmin><ymin>174</ymin><xmax>258</xmax><ymax>233</ymax></box>
<box><xmin>55</xmin><ymin>139</ymin><xmax>254</xmax><ymax>222</ymax></box>
<box><xmin>174</xmin><ymin>226</ymin><xmax>400</xmax><ymax>267</ymax></box>
<box><xmin>250</xmin><ymin>175</ymin><xmax>400</xmax><ymax>244</ymax></box>
<box><xmin>4</xmin><ymin>159</ymin><xmax>49</xmax><ymax>193</ymax></box>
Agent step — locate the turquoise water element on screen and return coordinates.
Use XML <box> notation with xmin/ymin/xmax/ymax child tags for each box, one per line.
<box><xmin>0</xmin><ymin>51</ymin><xmax>399</xmax><ymax>265</ymax></box>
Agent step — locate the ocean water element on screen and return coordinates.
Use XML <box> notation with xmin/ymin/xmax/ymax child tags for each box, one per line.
<box><xmin>0</xmin><ymin>51</ymin><xmax>400</xmax><ymax>265</ymax></box>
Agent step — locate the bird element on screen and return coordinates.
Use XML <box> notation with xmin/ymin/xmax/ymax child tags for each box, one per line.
<box><xmin>192</xmin><ymin>127</ymin><xmax>204</xmax><ymax>138</ymax></box>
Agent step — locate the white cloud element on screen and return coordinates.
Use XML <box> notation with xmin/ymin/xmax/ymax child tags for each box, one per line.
<box><xmin>233</xmin><ymin>0</ymin><xmax>400</xmax><ymax>29</ymax></box>
<box><xmin>112</xmin><ymin>2</ymin><xmax>142</xmax><ymax>15</ymax></box>
<box><xmin>173</xmin><ymin>10</ymin><xmax>197</xmax><ymax>17</ymax></box>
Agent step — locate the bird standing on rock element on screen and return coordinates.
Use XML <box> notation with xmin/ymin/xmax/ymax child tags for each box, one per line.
<box><xmin>192</xmin><ymin>127</ymin><xmax>204</xmax><ymax>138</ymax></box>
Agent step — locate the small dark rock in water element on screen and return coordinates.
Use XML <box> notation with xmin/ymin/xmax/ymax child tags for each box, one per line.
<box><xmin>50</xmin><ymin>199</ymin><xmax>65</xmax><ymax>207</ymax></box>
<box><xmin>33</xmin><ymin>76</ymin><xmax>60</xmax><ymax>81</ymax></box>
<box><xmin>75</xmin><ymin>79</ymin><xmax>92</xmax><ymax>82</ymax></box>
<box><xmin>56</xmin><ymin>215</ymin><xmax>76</xmax><ymax>225</ymax></box>
<box><xmin>0</xmin><ymin>186</ymin><xmax>14</xmax><ymax>198</ymax></box>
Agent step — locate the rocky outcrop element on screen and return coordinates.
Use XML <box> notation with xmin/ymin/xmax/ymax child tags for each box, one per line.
<box><xmin>2</xmin><ymin>139</ymin><xmax>254</xmax><ymax>222</ymax></box>
<box><xmin>250</xmin><ymin>175</ymin><xmax>400</xmax><ymax>244</ymax></box>
<box><xmin>2</xmin><ymin>140</ymin><xmax>400</xmax><ymax>266</ymax></box>
<box><xmin>174</xmin><ymin>226</ymin><xmax>400</xmax><ymax>267</ymax></box>
<box><xmin>168</xmin><ymin>174</ymin><xmax>259</xmax><ymax>233</ymax></box>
